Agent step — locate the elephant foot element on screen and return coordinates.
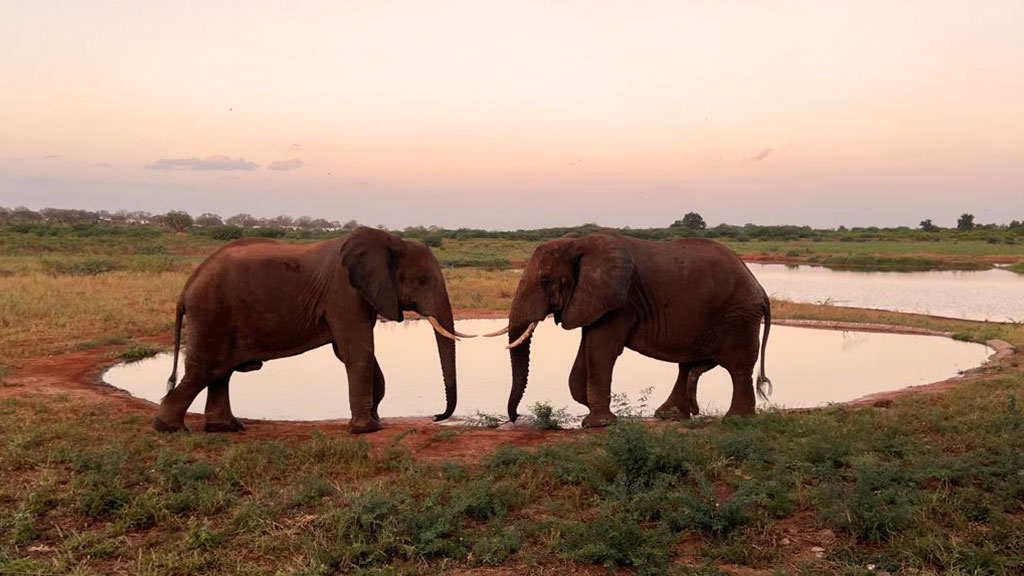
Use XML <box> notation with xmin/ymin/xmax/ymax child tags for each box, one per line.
<box><xmin>349</xmin><ymin>419</ymin><xmax>383</xmax><ymax>434</ymax></box>
<box><xmin>152</xmin><ymin>416</ymin><xmax>188</xmax><ymax>433</ymax></box>
<box><xmin>654</xmin><ymin>406</ymin><xmax>691</xmax><ymax>421</ymax></box>
<box><xmin>724</xmin><ymin>407</ymin><xmax>756</xmax><ymax>418</ymax></box>
<box><xmin>204</xmin><ymin>417</ymin><xmax>245</xmax><ymax>433</ymax></box>
<box><xmin>582</xmin><ymin>411</ymin><xmax>617</xmax><ymax>428</ymax></box>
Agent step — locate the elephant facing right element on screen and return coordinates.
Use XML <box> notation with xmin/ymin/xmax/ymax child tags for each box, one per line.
<box><xmin>488</xmin><ymin>231</ymin><xmax>773</xmax><ymax>427</ymax></box>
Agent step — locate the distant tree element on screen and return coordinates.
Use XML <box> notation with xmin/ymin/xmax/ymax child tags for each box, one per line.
<box><xmin>163</xmin><ymin>211</ymin><xmax>194</xmax><ymax>233</ymax></box>
<box><xmin>294</xmin><ymin>216</ymin><xmax>315</xmax><ymax>230</ymax></box>
<box><xmin>126</xmin><ymin>211</ymin><xmax>153</xmax><ymax>224</ymax></box>
<box><xmin>1009</xmin><ymin>220</ymin><xmax>1023</xmax><ymax>230</ymax></box>
<box><xmin>225</xmin><ymin>213</ymin><xmax>258</xmax><ymax>228</ymax></box>
<box><xmin>309</xmin><ymin>218</ymin><xmax>333</xmax><ymax>230</ymax></box>
<box><xmin>195</xmin><ymin>213</ymin><xmax>223</xmax><ymax>227</ymax></box>
<box><xmin>919</xmin><ymin>219</ymin><xmax>938</xmax><ymax>232</ymax></box>
<box><xmin>10</xmin><ymin>207</ymin><xmax>43</xmax><ymax>222</ymax></box>
<box><xmin>671</xmin><ymin>212</ymin><xmax>706</xmax><ymax>230</ymax></box>
<box><xmin>957</xmin><ymin>213</ymin><xmax>975</xmax><ymax>231</ymax></box>
<box><xmin>341</xmin><ymin>219</ymin><xmax>360</xmax><ymax>231</ymax></box>
<box><xmin>268</xmin><ymin>215</ymin><xmax>294</xmax><ymax>229</ymax></box>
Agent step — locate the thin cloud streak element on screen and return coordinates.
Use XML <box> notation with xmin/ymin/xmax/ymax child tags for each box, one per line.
<box><xmin>267</xmin><ymin>158</ymin><xmax>303</xmax><ymax>171</ymax></box>
<box><xmin>750</xmin><ymin>148</ymin><xmax>773</xmax><ymax>162</ymax></box>
<box><xmin>147</xmin><ymin>155</ymin><xmax>259</xmax><ymax>171</ymax></box>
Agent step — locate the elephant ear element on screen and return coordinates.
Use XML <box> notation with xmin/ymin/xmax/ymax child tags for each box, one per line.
<box><xmin>340</xmin><ymin>228</ymin><xmax>403</xmax><ymax>322</ymax></box>
<box><xmin>561</xmin><ymin>234</ymin><xmax>635</xmax><ymax>329</ymax></box>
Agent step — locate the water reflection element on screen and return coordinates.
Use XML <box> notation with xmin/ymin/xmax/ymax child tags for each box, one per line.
<box><xmin>749</xmin><ymin>263</ymin><xmax>1024</xmax><ymax>321</ymax></box>
<box><xmin>103</xmin><ymin>319</ymin><xmax>990</xmax><ymax>423</ymax></box>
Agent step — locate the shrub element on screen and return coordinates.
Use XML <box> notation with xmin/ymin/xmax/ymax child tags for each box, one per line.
<box><xmin>120</xmin><ymin>344</ymin><xmax>160</xmax><ymax>363</ymax></box>
<box><xmin>530</xmin><ymin>401</ymin><xmax>569</xmax><ymax>430</ymax></box>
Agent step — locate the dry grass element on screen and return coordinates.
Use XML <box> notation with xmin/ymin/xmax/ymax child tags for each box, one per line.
<box><xmin>0</xmin><ymin>271</ymin><xmax>184</xmax><ymax>363</ymax></box>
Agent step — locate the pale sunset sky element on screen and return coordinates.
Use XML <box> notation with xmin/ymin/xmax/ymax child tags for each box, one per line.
<box><xmin>1</xmin><ymin>1</ymin><xmax>1022</xmax><ymax>229</ymax></box>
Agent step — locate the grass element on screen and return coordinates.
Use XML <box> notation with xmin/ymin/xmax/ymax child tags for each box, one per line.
<box><xmin>1009</xmin><ymin>261</ymin><xmax>1024</xmax><ymax>274</ymax></box>
<box><xmin>2</xmin><ymin>222</ymin><xmax>1024</xmax><ymax>573</ymax></box>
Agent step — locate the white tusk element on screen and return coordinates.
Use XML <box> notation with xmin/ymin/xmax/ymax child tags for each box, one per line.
<box><xmin>483</xmin><ymin>326</ymin><xmax>510</xmax><ymax>338</ymax></box>
<box><xmin>452</xmin><ymin>329</ymin><xmax>478</xmax><ymax>338</ymax></box>
<box><xmin>427</xmin><ymin>316</ymin><xmax>461</xmax><ymax>341</ymax></box>
<box><xmin>506</xmin><ymin>321</ymin><xmax>539</xmax><ymax>349</ymax></box>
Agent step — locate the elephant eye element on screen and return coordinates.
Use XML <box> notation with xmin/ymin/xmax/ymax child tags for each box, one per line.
<box><xmin>539</xmin><ymin>275</ymin><xmax>551</xmax><ymax>286</ymax></box>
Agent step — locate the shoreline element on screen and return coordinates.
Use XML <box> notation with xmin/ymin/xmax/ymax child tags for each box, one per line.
<box><xmin>5</xmin><ymin>311</ymin><xmax>1014</xmax><ymax>442</ymax></box>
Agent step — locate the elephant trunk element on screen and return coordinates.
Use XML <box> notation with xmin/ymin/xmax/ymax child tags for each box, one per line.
<box><xmin>507</xmin><ymin>315</ymin><xmax>534</xmax><ymax>422</ymax></box>
<box><xmin>432</xmin><ymin>301</ymin><xmax>458</xmax><ymax>421</ymax></box>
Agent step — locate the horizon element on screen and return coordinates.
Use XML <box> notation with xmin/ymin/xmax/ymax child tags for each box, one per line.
<box><xmin>2</xmin><ymin>1</ymin><xmax>1022</xmax><ymax>229</ymax></box>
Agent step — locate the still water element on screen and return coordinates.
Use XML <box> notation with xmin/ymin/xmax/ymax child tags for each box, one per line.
<box><xmin>104</xmin><ymin>319</ymin><xmax>990</xmax><ymax>423</ymax></box>
<box><xmin>749</xmin><ymin>263</ymin><xmax>1024</xmax><ymax>321</ymax></box>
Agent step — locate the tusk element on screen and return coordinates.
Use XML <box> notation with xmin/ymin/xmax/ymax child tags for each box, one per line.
<box><xmin>483</xmin><ymin>326</ymin><xmax>510</xmax><ymax>337</ymax></box>
<box><xmin>506</xmin><ymin>321</ymin><xmax>539</xmax><ymax>349</ymax></box>
<box><xmin>452</xmin><ymin>329</ymin><xmax>478</xmax><ymax>338</ymax></box>
<box><xmin>427</xmin><ymin>316</ymin><xmax>461</xmax><ymax>341</ymax></box>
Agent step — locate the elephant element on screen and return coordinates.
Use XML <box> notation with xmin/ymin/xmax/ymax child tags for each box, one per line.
<box><xmin>487</xmin><ymin>231</ymin><xmax>772</xmax><ymax>427</ymax></box>
<box><xmin>153</xmin><ymin>227</ymin><xmax>474</xmax><ymax>434</ymax></box>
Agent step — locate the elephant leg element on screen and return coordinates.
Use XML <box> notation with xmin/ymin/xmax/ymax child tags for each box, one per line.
<box><xmin>655</xmin><ymin>364</ymin><xmax>693</xmax><ymax>420</ymax></box>
<box><xmin>204</xmin><ymin>372</ymin><xmax>244</xmax><ymax>432</ymax></box>
<box><xmin>724</xmin><ymin>363</ymin><xmax>757</xmax><ymax>417</ymax></box>
<box><xmin>581</xmin><ymin>311</ymin><xmax>635</xmax><ymax>428</ymax></box>
<box><xmin>685</xmin><ymin>362</ymin><xmax>715</xmax><ymax>415</ymax></box>
<box><xmin>371</xmin><ymin>359</ymin><xmax>385</xmax><ymax>423</ymax></box>
<box><xmin>335</xmin><ymin>338</ymin><xmax>380</xmax><ymax>434</ymax></box>
<box><xmin>568</xmin><ymin>335</ymin><xmax>589</xmax><ymax>408</ymax></box>
<box><xmin>153</xmin><ymin>369</ymin><xmax>211</xmax><ymax>432</ymax></box>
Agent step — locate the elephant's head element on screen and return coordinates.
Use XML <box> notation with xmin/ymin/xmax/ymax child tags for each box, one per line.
<box><xmin>489</xmin><ymin>232</ymin><xmax>635</xmax><ymax>421</ymax></box>
<box><xmin>341</xmin><ymin>227</ymin><xmax>473</xmax><ymax>421</ymax></box>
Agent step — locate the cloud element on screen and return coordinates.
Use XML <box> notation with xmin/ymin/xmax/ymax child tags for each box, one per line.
<box><xmin>147</xmin><ymin>155</ymin><xmax>259</xmax><ymax>171</ymax></box>
<box><xmin>749</xmin><ymin>148</ymin><xmax>773</xmax><ymax>162</ymax></box>
<box><xmin>267</xmin><ymin>158</ymin><xmax>304</xmax><ymax>171</ymax></box>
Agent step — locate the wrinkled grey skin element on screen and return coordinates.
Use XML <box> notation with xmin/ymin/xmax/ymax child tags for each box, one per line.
<box><xmin>154</xmin><ymin>227</ymin><xmax>459</xmax><ymax>434</ymax></box>
<box><xmin>504</xmin><ymin>231</ymin><xmax>772</xmax><ymax>427</ymax></box>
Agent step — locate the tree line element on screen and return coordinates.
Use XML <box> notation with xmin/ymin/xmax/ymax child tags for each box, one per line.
<box><xmin>2</xmin><ymin>206</ymin><xmax>1022</xmax><ymax>244</ymax></box>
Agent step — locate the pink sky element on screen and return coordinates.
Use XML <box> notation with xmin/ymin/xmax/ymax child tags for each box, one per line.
<box><xmin>1</xmin><ymin>1</ymin><xmax>1022</xmax><ymax>228</ymax></box>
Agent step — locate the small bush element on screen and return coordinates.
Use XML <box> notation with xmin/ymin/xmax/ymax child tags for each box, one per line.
<box><xmin>558</xmin><ymin>509</ymin><xmax>673</xmax><ymax>574</ymax></box>
<box><xmin>471</xmin><ymin>527</ymin><xmax>521</xmax><ymax>565</ymax></box>
<box><xmin>530</xmin><ymin>401</ymin><xmax>569</xmax><ymax>430</ymax></box>
<box><xmin>120</xmin><ymin>344</ymin><xmax>160</xmax><ymax>362</ymax></box>
<box><xmin>293</xmin><ymin>474</ymin><xmax>336</xmax><ymax>507</ymax></box>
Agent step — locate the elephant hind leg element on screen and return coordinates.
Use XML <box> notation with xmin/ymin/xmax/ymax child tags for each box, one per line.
<box><xmin>154</xmin><ymin>369</ymin><xmax>213</xmax><ymax>432</ymax></box>
<box><xmin>723</xmin><ymin>362</ymin><xmax>757</xmax><ymax>417</ymax></box>
<box><xmin>204</xmin><ymin>373</ymin><xmax>244</xmax><ymax>433</ymax></box>
<box><xmin>655</xmin><ymin>362</ymin><xmax>715</xmax><ymax>420</ymax></box>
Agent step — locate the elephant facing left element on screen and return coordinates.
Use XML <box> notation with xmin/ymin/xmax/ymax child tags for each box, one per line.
<box><xmin>153</xmin><ymin>227</ymin><xmax>472</xmax><ymax>434</ymax></box>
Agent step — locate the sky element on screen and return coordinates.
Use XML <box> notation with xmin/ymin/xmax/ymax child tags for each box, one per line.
<box><xmin>1</xmin><ymin>0</ymin><xmax>1022</xmax><ymax>229</ymax></box>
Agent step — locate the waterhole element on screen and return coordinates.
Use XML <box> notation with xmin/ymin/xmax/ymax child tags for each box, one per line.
<box><xmin>103</xmin><ymin>319</ymin><xmax>991</xmax><ymax>423</ymax></box>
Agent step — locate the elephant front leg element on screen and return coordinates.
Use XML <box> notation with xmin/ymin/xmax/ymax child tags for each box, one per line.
<box><xmin>581</xmin><ymin>313</ymin><xmax>634</xmax><ymax>428</ymax></box>
<box><xmin>371</xmin><ymin>359</ymin><xmax>385</xmax><ymax>423</ymax></box>
<box><xmin>344</xmin><ymin>351</ymin><xmax>381</xmax><ymax>434</ymax></box>
<box><xmin>204</xmin><ymin>373</ymin><xmax>244</xmax><ymax>432</ymax></box>
<box><xmin>568</xmin><ymin>336</ymin><xmax>589</xmax><ymax>408</ymax></box>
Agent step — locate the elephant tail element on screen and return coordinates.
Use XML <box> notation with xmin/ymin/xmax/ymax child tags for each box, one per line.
<box><xmin>756</xmin><ymin>293</ymin><xmax>773</xmax><ymax>402</ymax></box>
<box><xmin>166</xmin><ymin>296</ymin><xmax>185</xmax><ymax>394</ymax></box>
